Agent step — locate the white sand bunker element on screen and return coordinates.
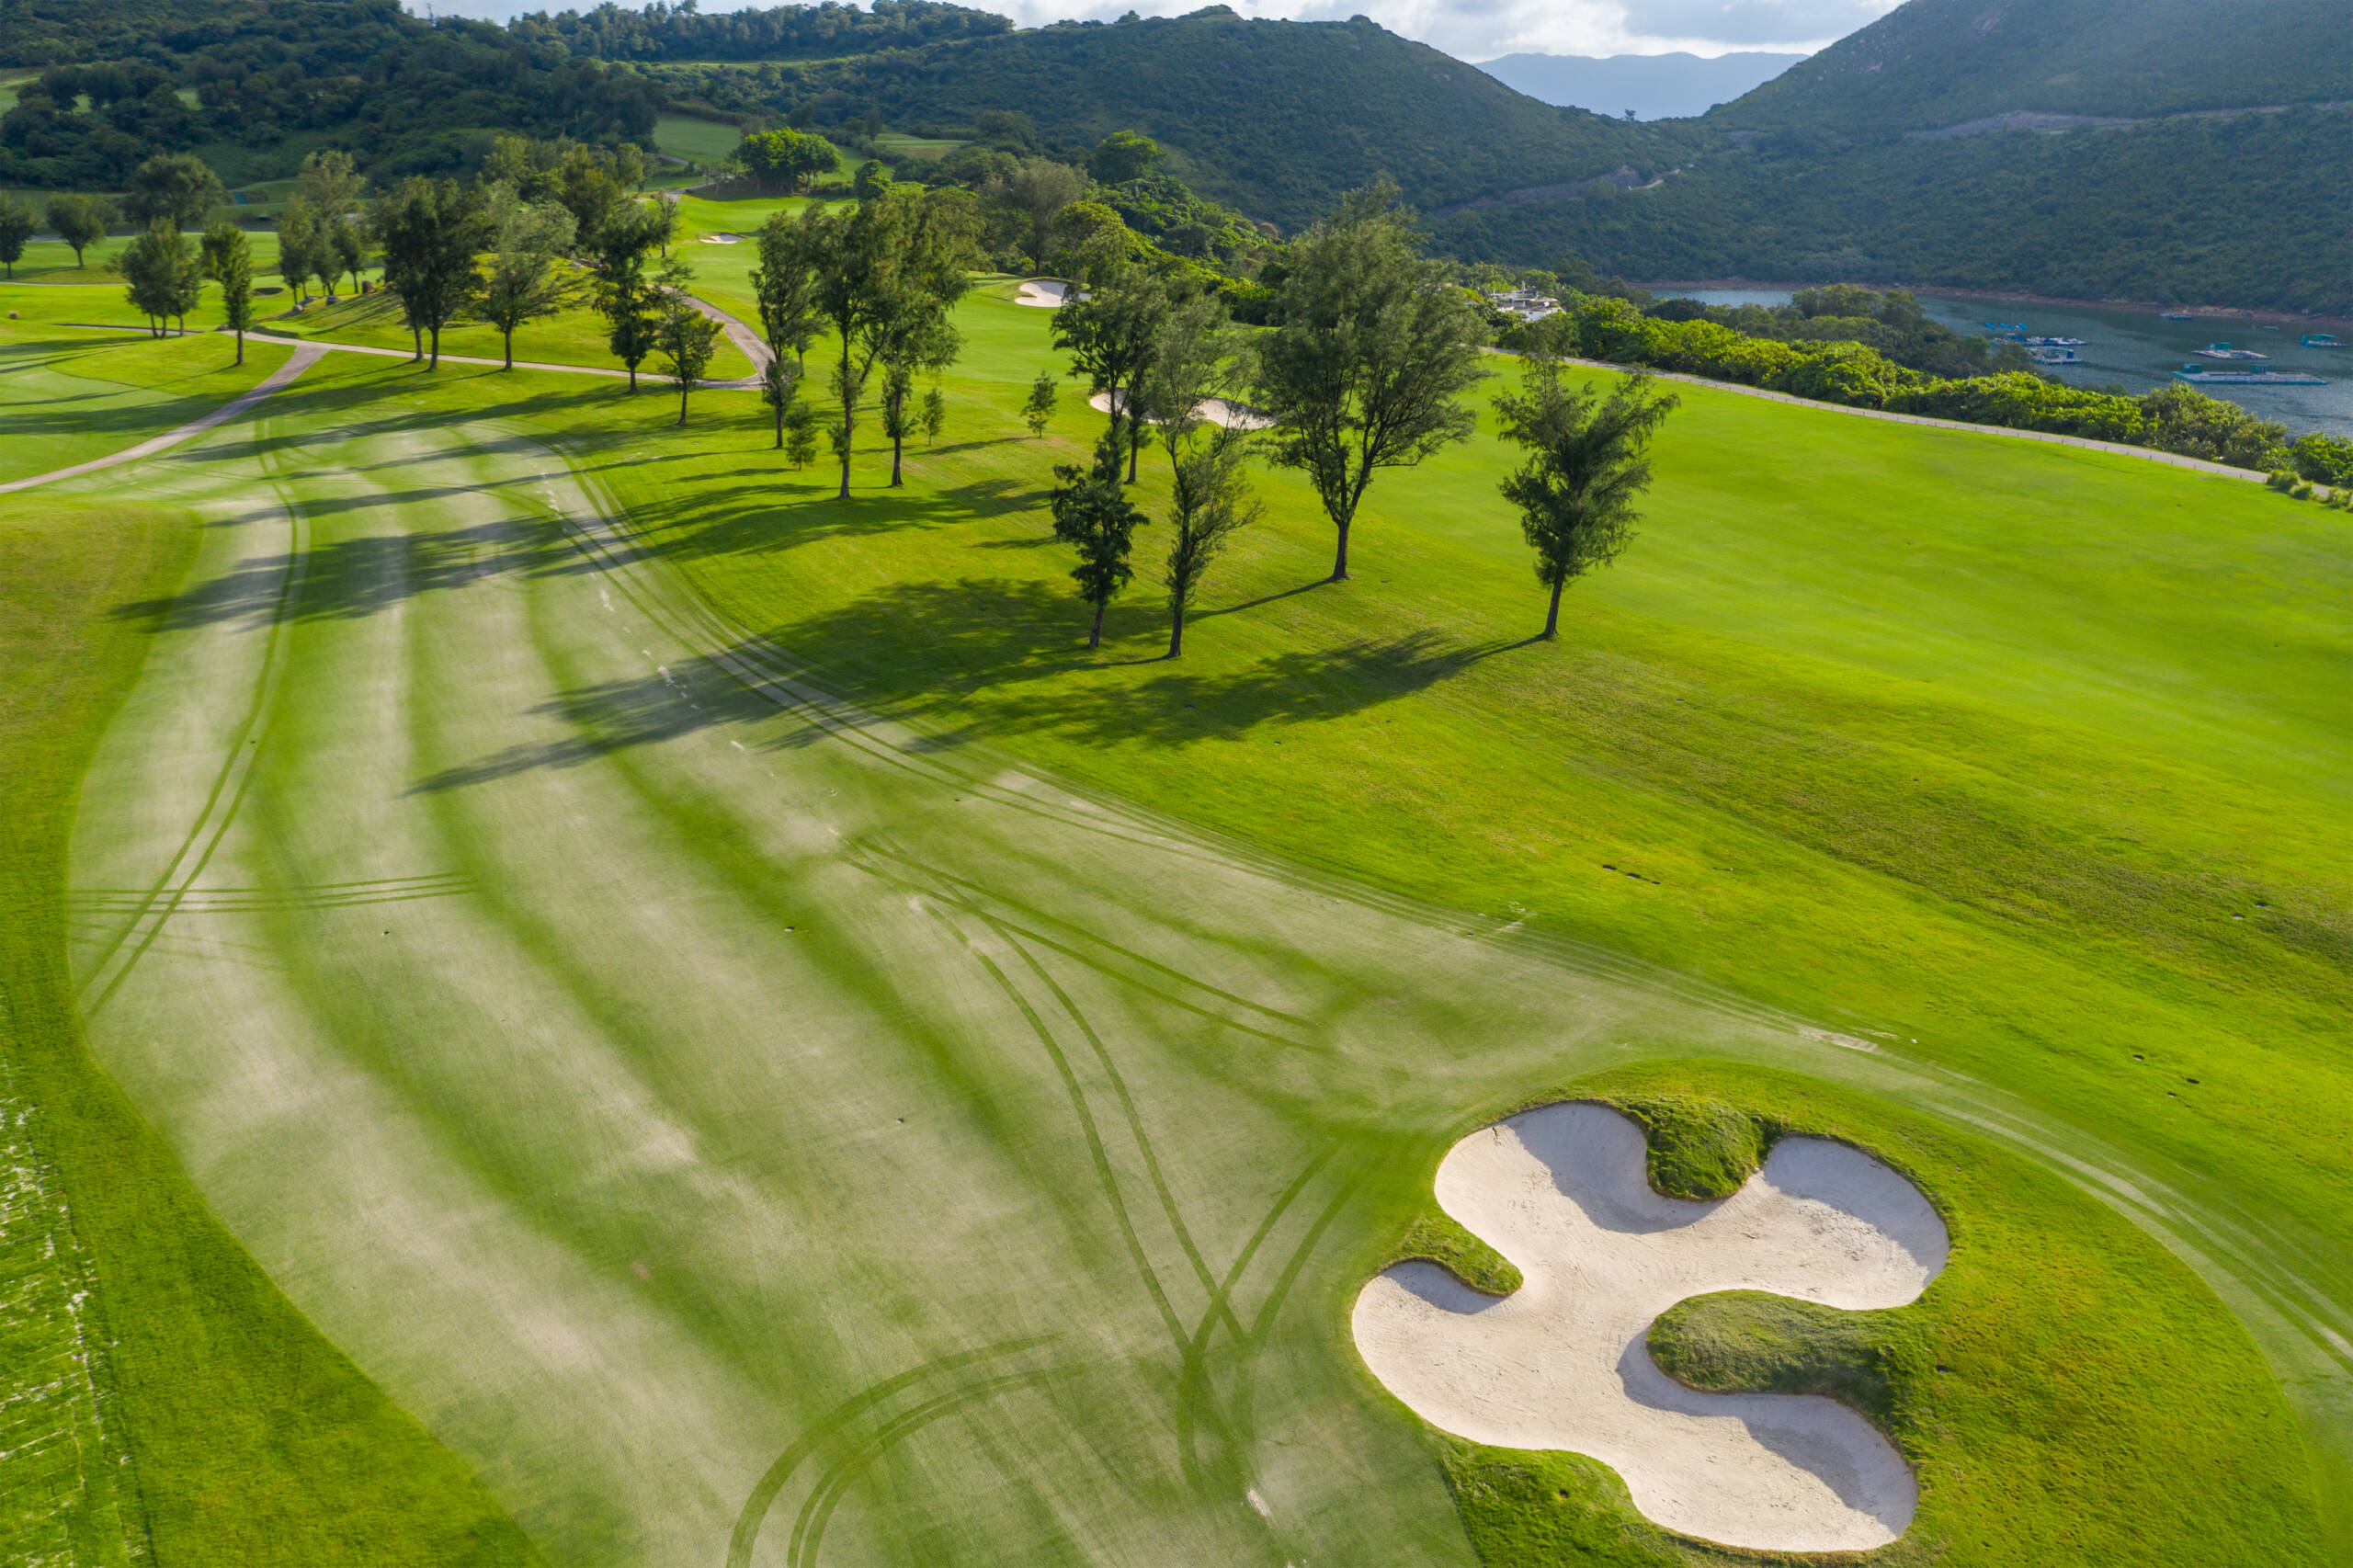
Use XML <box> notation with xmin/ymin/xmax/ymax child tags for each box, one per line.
<box><xmin>1086</xmin><ymin>388</ymin><xmax>1272</xmax><ymax>430</ymax></box>
<box><xmin>1354</xmin><ymin>1103</ymin><xmax>1948</xmax><ymax>1552</ymax></box>
<box><xmin>1016</xmin><ymin>278</ymin><xmax>1084</xmax><ymax>307</ymax></box>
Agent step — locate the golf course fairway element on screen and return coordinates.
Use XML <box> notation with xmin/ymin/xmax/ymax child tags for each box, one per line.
<box><xmin>6</xmin><ymin>283</ymin><xmax>2345</xmax><ymax>1565</ymax></box>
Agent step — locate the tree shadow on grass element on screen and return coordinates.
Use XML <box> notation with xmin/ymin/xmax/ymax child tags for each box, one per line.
<box><xmin>408</xmin><ymin>577</ymin><xmax>1525</xmax><ymax>792</ymax></box>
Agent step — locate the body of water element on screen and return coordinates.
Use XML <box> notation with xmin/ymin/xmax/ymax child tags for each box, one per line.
<box><xmin>1652</xmin><ymin>288</ymin><xmax>2350</xmax><ymax>440</ymax></box>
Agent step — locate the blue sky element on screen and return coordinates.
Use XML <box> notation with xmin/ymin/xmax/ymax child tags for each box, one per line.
<box><xmin>418</xmin><ymin>0</ymin><xmax>1900</xmax><ymax>62</ymax></box>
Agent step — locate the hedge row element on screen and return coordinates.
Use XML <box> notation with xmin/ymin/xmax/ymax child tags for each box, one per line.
<box><xmin>1505</xmin><ymin>297</ymin><xmax>2333</xmax><ymax>477</ymax></box>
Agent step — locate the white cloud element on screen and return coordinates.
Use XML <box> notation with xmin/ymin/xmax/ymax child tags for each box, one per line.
<box><xmin>411</xmin><ymin>0</ymin><xmax>1899</xmax><ymax>62</ymax></box>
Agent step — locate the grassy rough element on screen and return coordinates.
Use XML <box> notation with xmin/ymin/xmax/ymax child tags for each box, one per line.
<box><xmin>0</xmin><ymin>493</ymin><xmax>547</xmax><ymax>1567</ymax></box>
<box><xmin>1394</xmin><ymin>1209</ymin><xmax>1526</xmax><ymax>1296</ymax></box>
<box><xmin>1648</xmin><ymin>1291</ymin><xmax>1910</xmax><ymax>1427</ymax></box>
<box><xmin>1600</xmin><ymin>1096</ymin><xmax>1772</xmax><ymax>1202</ymax></box>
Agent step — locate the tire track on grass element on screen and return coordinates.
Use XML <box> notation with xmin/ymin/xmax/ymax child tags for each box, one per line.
<box><xmin>783</xmin><ymin>1370</ymin><xmax>1063</xmax><ymax>1568</ymax></box>
<box><xmin>537</xmin><ymin>422</ymin><xmax>2353</xmax><ymax>1528</ymax></box>
<box><xmin>75</xmin><ymin>422</ymin><xmax>314</xmax><ymax>1017</ymax></box>
<box><xmin>726</xmin><ymin>1340</ymin><xmax>1056</xmax><ymax>1568</ymax></box>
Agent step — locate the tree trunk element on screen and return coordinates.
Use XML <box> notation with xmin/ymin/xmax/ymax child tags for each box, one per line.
<box><xmin>503</xmin><ymin>327</ymin><xmax>514</xmax><ymax>370</ymax></box>
<box><xmin>627</xmin><ymin>362</ymin><xmax>637</xmax><ymax>392</ymax></box>
<box><xmin>1167</xmin><ymin>598</ymin><xmax>1185</xmax><ymax>658</ymax></box>
<box><xmin>428</xmin><ymin>322</ymin><xmax>440</xmax><ymax>369</ymax></box>
<box><xmin>1088</xmin><ymin>599</ymin><xmax>1106</xmax><ymax>649</ymax></box>
<box><xmin>411</xmin><ymin>325</ymin><xmax>422</xmax><ymax>362</ymax></box>
<box><xmin>234</xmin><ymin>329</ymin><xmax>244</xmax><ymax>367</ymax></box>
<box><xmin>837</xmin><ymin>343</ymin><xmax>855</xmax><ymax>500</ymax></box>
<box><xmin>774</xmin><ymin>392</ymin><xmax>785</xmax><ymax>450</ymax></box>
<box><xmin>1127</xmin><ymin>419</ymin><xmax>1141</xmax><ymax>484</ymax></box>
<box><xmin>678</xmin><ymin>381</ymin><xmax>690</xmax><ymax>426</ymax></box>
<box><xmin>1329</xmin><ymin>516</ymin><xmax>1351</xmax><ymax>582</ymax></box>
<box><xmin>890</xmin><ymin>421</ymin><xmax>904</xmax><ymax>487</ymax></box>
<box><xmin>1543</xmin><ymin>576</ymin><xmax>1565</xmax><ymax>640</ymax></box>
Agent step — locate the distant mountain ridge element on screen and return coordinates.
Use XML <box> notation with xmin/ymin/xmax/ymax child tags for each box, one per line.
<box><xmin>1473</xmin><ymin>52</ymin><xmax>1806</xmax><ymax>121</ymax></box>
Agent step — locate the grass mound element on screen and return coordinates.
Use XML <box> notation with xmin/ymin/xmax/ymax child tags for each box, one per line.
<box><xmin>1647</xmin><ymin>1290</ymin><xmax>1909</xmax><ymax>1427</ymax></box>
<box><xmin>1603</xmin><ymin>1095</ymin><xmax>1772</xmax><ymax>1202</ymax></box>
<box><xmin>1392</xmin><ymin>1207</ymin><xmax>1525</xmax><ymax>1296</ymax></box>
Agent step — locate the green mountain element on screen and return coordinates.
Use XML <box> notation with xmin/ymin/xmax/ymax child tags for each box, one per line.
<box><xmin>1712</xmin><ymin>0</ymin><xmax>2351</xmax><ymax>131</ymax></box>
<box><xmin>737</xmin><ymin>8</ymin><xmax>1654</xmax><ymax>233</ymax></box>
<box><xmin>1429</xmin><ymin>0</ymin><xmax>2353</xmax><ymax>312</ymax></box>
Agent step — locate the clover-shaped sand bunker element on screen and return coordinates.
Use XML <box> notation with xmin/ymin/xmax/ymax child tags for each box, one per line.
<box><xmin>1355</xmin><ymin>1103</ymin><xmax>1948</xmax><ymax>1552</ymax></box>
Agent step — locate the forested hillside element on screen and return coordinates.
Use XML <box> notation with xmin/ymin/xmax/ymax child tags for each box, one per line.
<box><xmin>764</xmin><ymin>8</ymin><xmax>1653</xmax><ymax>233</ymax></box>
<box><xmin>1712</xmin><ymin>0</ymin><xmax>2350</xmax><ymax>131</ymax></box>
<box><xmin>506</xmin><ymin>0</ymin><xmax>1007</xmax><ymax>63</ymax></box>
<box><xmin>1431</xmin><ymin>103</ymin><xmax>2353</xmax><ymax>313</ymax></box>
<box><xmin>0</xmin><ymin>0</ymin><xmax>660</xmax><ymax>187</ymax></box>
<box><xmin>5</xmin><ymin>0</ymin><xmax>2342</xmax><ymax>312</ymax></box>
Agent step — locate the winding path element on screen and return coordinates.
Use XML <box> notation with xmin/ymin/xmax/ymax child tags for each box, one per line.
<box><xmin>0</xmin><ymin>341</ymin><xmax>326</xmax><ymax>494</ymax></box>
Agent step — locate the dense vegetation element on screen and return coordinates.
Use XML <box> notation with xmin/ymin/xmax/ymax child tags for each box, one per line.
<box><xmin>1509</xmin><ymin>290</ymin><xmax>2306</xmax><ymax>471</ymax></box>
<box><xmin>1711</xmin><ymin>0</ymin><xmax>2352</xmax><ymax>131</ymax></box>
<box><xmin>0</xmin><ymin>0</ymin><xmax>660</xmax><ymax>187</ymax></box>
<box><xmin>706</xmin><ymin>8</ymin><xmax>1654</xmax><ymax>233</ymax></box>
<box><xmin>1432</xmin><ymin>100</ymin><xmax>2353</xmax><ymax>313</ymax></box>
<box><xmin>507</xmin><ymin>0</ymin><xmax>1006</xmax><ymax>62</ymax></box>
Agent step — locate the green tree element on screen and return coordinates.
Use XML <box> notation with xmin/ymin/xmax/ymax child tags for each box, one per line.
<box><xmin>853</xmin><ymin>159</ymin><xmax>894</xmax><ymax>200</ymax></box>
<box><xmin>1493</xmin><ymin>361</ymin><xmax>1677</xmax><ymax>639</ymax></box>
<box><xmin>988</xmin><ymin>157</ymin><xmax>1086</xmax><ymax>272</ymax></box>
<box><xmin>760</xmin><ymin>358</ymin><xmax>804</xmax><ymax>450</ymax></box>
<box><xmin>45</xmin><ymin>193</ymin><xmax>111</xmax><ymax>268</ymax></box>
<box><xmin>874</xmin><ymin>309</ymin><xmax>960</xmax><ymax>485</ymax></box>
<box><xmin>1050</xmin><ymin>437</ymin><xmax>1148</xmax><ymax>648</ymax></box>
<box><xmin>920</xmin><ymin>386</ymin><xmax>947</xmax><ymax>448</ymax></box>
<box><xmin>200</xmin><ymin>221</ymin><xmax>256</xmax><ymax>365</ymax></box>
<box><xmin>1138</xmin><ymin>293</ymin><xmax>1258</xmax><ymax>658</ymax></box>
<box><xmin>1022</xmin><ymin>369</ymin><xmax>1059</xmax><ymax>437</ymax></box>
<box><xmin>1253</xmin><ymin>183</ymin><xmax>1487</xmax><ymax>581</ymax></box>
<box><xmin>737</xmin><ymin>128</ymin><xmax>835</xmax><ymax>194</ymax></box>
<box><xmin>122</xmin><ymin>153</ymin><xmax>228</xmax><ymax>230</ymax></box>
<box><xmin>1053</xmin><ymin>259</ymin><xmax>1171</xmax><ymax>483</ymax></box>
<box><xmin>652</xmin><ymin>262</ymin><xmax>723</xmax><ymax>425</ymax></box>
<box><xmin>750</xmin><ymin>207</ymin><xmax>826</xmax><ymax>447</ymax></box>
<box><xmin>475</xmin><ymin>187</ymin><xmax>579</xmax><ymax>369</ymax></box>
<box><xmin>119</xmin><ymin>218</ymin><xmax>202</xmax><ymax>337</ymax></box>
<box><xmin>1087</xmin><ymin>130</ymin><xmax>1162</xmax><ymax>186</ymax></box>
<box><xmin>373</xmin><ymin>176</ymin><xmax>487</xmax><ymax>369</ymax></box>
<box><xmin>783</xmin><ymin>403</ymin><xmax>821</xmax><ymax>469</ymax></box>
<box><xmin>781</xmin><ymin>186</ymin><xmax>976</xmax><ymax>498</ymax></box>
<box><xmin>276</xmin><ymin>194</ymin><xmax>323</xmax><ymax>302</ymax></box>
<box><xmin>588</xmin><ymin>201</ymin><xmax>672</xmax><ymax>390</ymax></box>
<box><xmin>0</xmin><ymin>194</ymin><xmax>32</xmax><ymax>279</ymax></box>
<box><xmin>298</xmin><ymin>149</ymin><xmax>367</xmax><ymax>295</ymax></box>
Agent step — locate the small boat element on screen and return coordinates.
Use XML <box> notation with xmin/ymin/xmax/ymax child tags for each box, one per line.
<box><xmin>2173</xmin><ymin>364</ymin><xmax>2328</xmax><ymax>385</ymax></box>
<box><xmin>2303</xmin><ymin>333</ymin><xmax>2344</xmax><ymax>348</ymax></box>
<box><xmin>2027</xmin><ymin>346</ymin><xmax>2080</xmax><ymax>363</ymax></box>
<box><xmin>1984</xmin><ymin>321</ymin><xmax>2027</xmax><ymax>335</ymax></box>
<box><xmin>2159</xmin><ymin>311</ymin><xmax>2195</xmax><ymax>321</ymax></box>
<box><xmin>2024</xmin><ymin>335</ymin><xmax>2086</xmax><ymax>347</ymax></box>
<box><xmin>2193</xmin><ymin>343</ymin><xmax>2269</xmax><ymax>361</ymax></box>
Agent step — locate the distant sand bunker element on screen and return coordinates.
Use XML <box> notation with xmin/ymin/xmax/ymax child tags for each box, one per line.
<box><xmin>1016</xmin><ymin>278</ymin><xmax>1078</xmax><ymax>307</ymax></box>
<box><xmin>1354</xmin><ymin>1103</ymin><xmax>1948</xmax><ymax>1552</ymax></box>
<box><xmin>1086</xmin><ymin>389</ymin><xmax>1272</xmax><ymax>430</ymax></box>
